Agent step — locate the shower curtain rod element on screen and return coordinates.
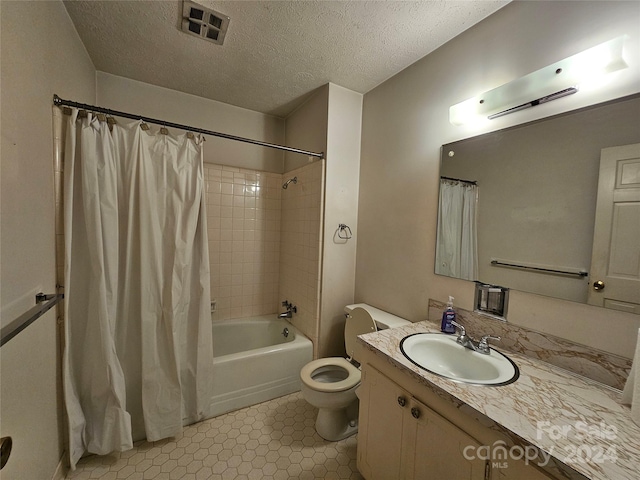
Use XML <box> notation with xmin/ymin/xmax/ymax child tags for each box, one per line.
<box><xmin>52</xmin><ymin>95</ymin><xmax>325</xmax><ymax>159</ymax></box>
<box><xmin>441</xmin><ymin>176</ymin><xmax>477</xmax><ymax>185</ymax></box>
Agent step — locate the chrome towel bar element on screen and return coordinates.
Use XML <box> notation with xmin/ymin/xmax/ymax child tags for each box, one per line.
<box><xmin>0</xmin><ymin>293</ymin><xmax>63</xmax><ymax>347</ymax></box>
<box><xmin>490</xmin><ymin>260</ymin><xmax>588</xmax><ymax>278</ymax></box>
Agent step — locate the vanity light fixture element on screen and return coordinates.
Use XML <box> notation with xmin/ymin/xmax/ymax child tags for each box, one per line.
<box><xmin>449</xmin><ymin>36</ymin><xmax>628</xmax><ymax>126</ymax></box>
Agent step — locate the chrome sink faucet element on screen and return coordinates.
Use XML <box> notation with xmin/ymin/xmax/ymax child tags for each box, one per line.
<box><xmin>279</xmin><ymin>300</ymin><xmax>297</xmax><ymax>319</ymax></box>
<box><xmin>450</xmin><ymin>320</ymin><xmax>500</xmax><ymax>355</ymax></box>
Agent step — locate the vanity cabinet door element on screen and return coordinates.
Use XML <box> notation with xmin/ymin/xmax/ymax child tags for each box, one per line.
<box><xmin>358</xmin><ymin>365</ymin><xmax>489</xmax><ymax>480</ymax></box>
<box><xmin>406</xmin><ymin>396</ymin><xmax>488</xmax><ymax>480</ymax></box>
<box><xmin>357</xmin><ymin>365</ymin><xmax>405</xmax><ymax>479</ymax></box>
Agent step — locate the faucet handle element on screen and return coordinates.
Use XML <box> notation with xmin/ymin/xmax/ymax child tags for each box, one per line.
<box><xmin>282</xmin><ymin>300</ymin><xmax>291</xmax><ymax>308</ymax></box>
<box><xmin>478</xmin><ymin>335</ymin><xmax>501</xmax><ymax>352</ymax></box>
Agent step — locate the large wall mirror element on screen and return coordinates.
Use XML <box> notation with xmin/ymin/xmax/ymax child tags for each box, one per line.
<box><xmin>436</xmin><ymin>94</ymin><xmax>640</xmax><ymax>314</ymax></box>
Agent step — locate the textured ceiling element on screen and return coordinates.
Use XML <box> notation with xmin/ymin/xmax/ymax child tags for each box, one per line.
<box><xmin>64</xmin><ymin>1</ymin><xmax>508</xmax><ymax>118</ymax></box>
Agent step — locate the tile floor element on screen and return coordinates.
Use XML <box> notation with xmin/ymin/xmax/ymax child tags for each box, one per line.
<box><xmin>67</xmin><ymin>392</ymin><xmax>363</xmax><ymax>480</ymax></box>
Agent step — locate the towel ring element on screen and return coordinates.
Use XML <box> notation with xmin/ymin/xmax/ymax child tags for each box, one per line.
<box><xmin>337</xmin><ymin>224</ymin><xmax>352</xmax><ymax>240</ymax></box>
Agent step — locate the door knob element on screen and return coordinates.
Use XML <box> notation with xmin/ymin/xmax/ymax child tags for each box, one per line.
<box><xmin>593</xmin><ymin>280</ymin><xmax>605</xmax><ymax>291</ymax></box>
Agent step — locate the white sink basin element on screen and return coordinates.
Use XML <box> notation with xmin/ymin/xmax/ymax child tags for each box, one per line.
<box><xmin>400</xmin><ymin>333</ymin><xmax>519</xmax><ymax>386</ymax></box>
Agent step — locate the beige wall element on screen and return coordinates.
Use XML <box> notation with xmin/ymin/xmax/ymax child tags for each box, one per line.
<box><xmin>319</xmin><ymin>84</ymin><xmax>363</xmax><ymax>358</ymax></box>
<box><xmin>282</xmin><ymin>86</ymin><xmax>329</xmax><ymax>354</ymax></box>
<box><xmin>284</xmin><ymin>85</ymin><xmax>329</xmax><ymax>173</ymax></box>
<box><xmin>281</xmin><ymin>83</ymin><xmax>364</xmax><ymax>358</ymax></box>
<box><xmin>0</xmin><ymin>1</ymin><xmax>96</xmax><ymax>478</ymax></box>
<box><xmin>357</xmin><ymin>1</ymin><xmax>640</xmax><ymax>358</ymax></box>
<box><xmin>96</xmin><ymin>72</ymin><xmax>286</xmax><ymax>173</ymax></box>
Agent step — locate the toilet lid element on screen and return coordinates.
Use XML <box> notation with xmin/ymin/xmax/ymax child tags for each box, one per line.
<box><xmin>344</xmin><ymin>307</ymin><xmax>377</xmax><ymax>361</ymax></box>
<box><xmin>300</xmin><ymin>357</ymin><xmax>361</xmax><ymax>392</ymax></box>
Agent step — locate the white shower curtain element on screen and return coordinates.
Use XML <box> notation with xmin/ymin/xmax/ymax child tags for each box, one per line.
<box><xmin>435</xmin><ymin>179</ymin><xmax>478</xmax><ymax>280</ymax></box>
<box><xmin>62</xmin><ymin>110</ymin><xmax>214</xmax><ymax>468</ymax></box>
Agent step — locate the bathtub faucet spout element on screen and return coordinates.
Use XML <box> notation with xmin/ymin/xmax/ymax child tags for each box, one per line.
<box><xmin>279</xmin><ymin>300</ymin><xmax>297</xmax><ymax>318</ymax></box>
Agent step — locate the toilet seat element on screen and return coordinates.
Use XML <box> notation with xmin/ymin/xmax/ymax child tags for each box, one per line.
<box><xmin>300</xmin><ymin>357</ymin><xmax>361</xmax><ymax>393</ymax></box>
<box><xmin>344</xmin><ymin>307</ymin><xmax>377</xmax><ymax>358</ymax></box>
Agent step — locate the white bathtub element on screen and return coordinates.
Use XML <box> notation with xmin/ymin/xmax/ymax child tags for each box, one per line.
<box><xmin>209</xmin><ymin>315</ymin><xmax>313</xmax><ymax>418</ymax></box>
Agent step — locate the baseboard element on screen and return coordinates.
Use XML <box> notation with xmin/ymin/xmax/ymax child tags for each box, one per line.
<box><xmin>51</xmin><ymin>454</ymin><xmax>68</xmax><ymax>480</ymax></box>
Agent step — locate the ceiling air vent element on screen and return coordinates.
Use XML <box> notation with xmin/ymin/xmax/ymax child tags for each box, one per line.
<box><xmin>181</xmin><ymin>1</ymin><xmax>229</xmax><ymax>45</ymax></box>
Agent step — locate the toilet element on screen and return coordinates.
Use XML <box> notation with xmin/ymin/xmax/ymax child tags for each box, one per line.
<box><xmin>300</xmin><ymin>303</ymin><xmax>410</xmax><ymax>441</ymax></box>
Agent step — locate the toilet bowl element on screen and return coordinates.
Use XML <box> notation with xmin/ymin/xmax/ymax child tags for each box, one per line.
<box><xmin>300</xmin><ymin>304</ymin><xmax>410</xmax><ymax>441</ymax></box>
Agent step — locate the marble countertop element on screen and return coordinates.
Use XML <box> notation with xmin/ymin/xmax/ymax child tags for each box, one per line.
<box><xmin>358</xmin><ymin>321</ymin><xmax>640</xmax><ymax>480</ymax></box>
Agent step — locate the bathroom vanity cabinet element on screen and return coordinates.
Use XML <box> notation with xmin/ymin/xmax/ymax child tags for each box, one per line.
<box><xmin>358</xmin><ymin>365</ymin><xmax>488</xmax><ymax>479</ymax></box>
<box><xmin>357</xmin><ymin>351</ymin><xmax>557</xmax><ymax>480</ymax></box>
<box><xmin>356</xmin><ymin>321</ymin><xmax>640</xmax><ymax>480</ymax></box>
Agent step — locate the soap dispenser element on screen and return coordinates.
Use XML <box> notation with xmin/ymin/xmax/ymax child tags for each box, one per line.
<box><xmin>441</xmin><ymin>296</ymin><xmax>457</xmax><ymax>334</ymax></box>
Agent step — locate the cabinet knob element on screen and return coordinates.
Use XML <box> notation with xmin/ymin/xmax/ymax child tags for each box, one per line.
<box><xmin>593</xmin><ymin>280</ymin><xmax>605</xmax><ymax>291</ymax></box>
<box><xmin>411</xmin><ymin>407</ymin><xmax>420</xmax><ymax>419</ymax></box>
<box><xmin>397</xmin><ymin>396</ymin><xmax>407</xmax><ymax>407</ymax></box>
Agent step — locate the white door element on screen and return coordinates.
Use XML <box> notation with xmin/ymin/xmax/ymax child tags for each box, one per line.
<box><xmin>588</xmin><ymin>143</ymin><xmax>640</xmax><ymax>313</ymax></box>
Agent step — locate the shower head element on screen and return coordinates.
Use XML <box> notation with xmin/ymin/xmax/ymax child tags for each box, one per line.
<box><xmin>282</xmin><ymin>176</ymin><xmax>297</xmax><ymax>189</ymax></box>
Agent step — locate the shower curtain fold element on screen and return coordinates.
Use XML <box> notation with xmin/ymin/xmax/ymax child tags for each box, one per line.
<box><xmin>62</xmin><ymin>111</ymin><xmax>213</xmax><ymax>469</ymax></box>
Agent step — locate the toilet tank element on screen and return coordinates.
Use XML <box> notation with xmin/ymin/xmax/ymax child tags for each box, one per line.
<box><xmin>344</xmin><ymin>303</ymin><xmax>411</xmax><ymax>330</ymax></box>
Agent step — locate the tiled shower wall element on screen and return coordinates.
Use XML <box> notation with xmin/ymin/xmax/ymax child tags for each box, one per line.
<box><xmin>204</xmin><ymin>160</ymin><xmax>324</xmax><ymax>350</ymax></box>
<box><xmin>279</xmin><ymin>161</ymin><xmax>324</xmax><ymax>350</ymax></box>
<box><xmin>204</xmin><ymin>164</ymin><xmax>283</xmax><ymax>320</ymax></box>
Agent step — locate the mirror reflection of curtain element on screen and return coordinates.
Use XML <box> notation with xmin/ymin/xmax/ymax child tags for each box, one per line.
<box><xmin>435</xmin><ymin>179</ymin><xmax>478</xmax><ymax>280</ymax></box>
